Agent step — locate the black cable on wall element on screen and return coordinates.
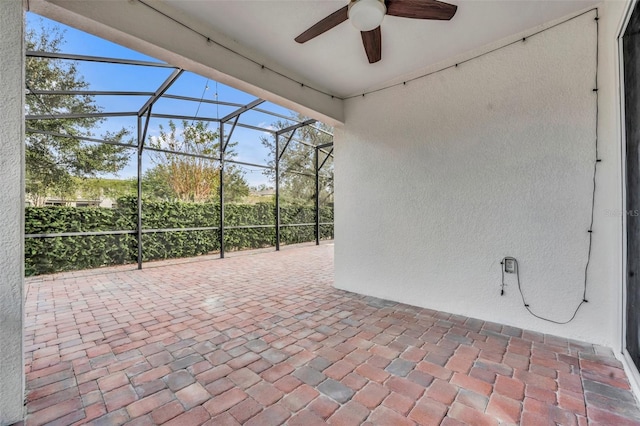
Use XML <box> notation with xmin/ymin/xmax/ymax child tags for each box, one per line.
<box><xmin>500</xmin><ymin>10</ymin><xmax>600</xmax><ymax>325</ymax></box>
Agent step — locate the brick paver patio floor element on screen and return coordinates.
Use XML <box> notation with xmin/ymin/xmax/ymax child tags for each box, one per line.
<box><xmin>24</xmin><ymin>243</ymin><xmax>640</xmax><ymax>425</ymax></box>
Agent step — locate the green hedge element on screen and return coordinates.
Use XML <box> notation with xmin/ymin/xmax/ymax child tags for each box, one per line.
<box><xmin>25</xmin><ymin>196</ymin><xmax>333</xmax><ymax>276</ymax></box>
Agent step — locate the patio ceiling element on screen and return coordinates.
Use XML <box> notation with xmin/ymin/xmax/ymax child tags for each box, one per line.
<box><xmin>28</xmin><ymin>0</ymin><xmax>599</xmax><ymax>124</ymax></box>
<box><xmin>162</xmin><ymin>0</ymin><xmax>601</xmax><ymax>98</ymax></box>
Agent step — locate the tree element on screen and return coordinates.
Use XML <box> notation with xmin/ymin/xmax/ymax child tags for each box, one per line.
<box><xmin>26</xmin><ymin>20</ymin><xmax>132</xmax><ymax>206</ymax></box>
<box><xmin>260</xmin><ymin>115</ymin><xmax>334</xmax><ymax>205</ymax></box>
<box><xmin>145</xmin><ymin>120</ymin><xmax>249</xmax><ymax>202</ymax></box>
<box><xmin>141</xmin><ymin>166</ymin><xmax>175</xmax><ymax>201</ymax></box>
<box><xmin>75</xmin><ymin>177</ymin><xmax>137</xmax><ymax>201</ymax></box>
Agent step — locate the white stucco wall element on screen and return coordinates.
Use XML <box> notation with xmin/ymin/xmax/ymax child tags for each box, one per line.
<box><xmin>0</xmin><ymin>1</ymin><xmax>25</xmax><ymax>424</ymax></box>
<box><xmin>335</xmin><ymin>3</ymin><xmax>626</xmax><ymax>347</ymax></box>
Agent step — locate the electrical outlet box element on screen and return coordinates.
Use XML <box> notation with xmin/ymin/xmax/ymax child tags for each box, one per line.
<box><xmin>504</xmin><ymin>258</ymin><xmax>516</xmax><ymax>274</ymax></box>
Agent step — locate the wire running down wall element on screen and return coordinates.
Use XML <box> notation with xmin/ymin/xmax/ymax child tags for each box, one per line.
<box><xmin>335</xmin><ymin>10</ymin><xmax>605</xmax><ymax>344</ymax></box>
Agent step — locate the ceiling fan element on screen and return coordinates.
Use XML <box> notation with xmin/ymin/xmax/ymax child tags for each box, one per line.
<box><xmin>295</xmin><ymin>0</ymin><xmax>457</xmax><ymax>64</ymax></box>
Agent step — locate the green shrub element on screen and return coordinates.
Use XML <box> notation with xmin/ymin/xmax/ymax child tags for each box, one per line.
<box><xmin>25</xmin><ymin>196</ymin><xmax>333</xmax><ymax>276</ymax></box>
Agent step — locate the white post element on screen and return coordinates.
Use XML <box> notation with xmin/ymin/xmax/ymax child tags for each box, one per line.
<box><xmin>0</xmin><ymin>0</ymin><xmax>25</xmax><ymax>424</ymax></box>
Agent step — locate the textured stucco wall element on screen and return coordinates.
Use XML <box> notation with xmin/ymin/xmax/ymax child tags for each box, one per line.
<box><xmin>335</xmin><ymin>6</ymin><xmax>625</xmax><ymax>346</ymax></box>
<box><xmin>0</xmin><ymin>0</ymin><xmax>25</xmax><ymax>424</ymax></box>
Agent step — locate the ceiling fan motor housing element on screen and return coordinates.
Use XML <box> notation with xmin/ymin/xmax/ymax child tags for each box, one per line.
<box><xmin>295</xmin><ymin>0</ymin><xmax>457</xmax><ymax>64</ymax></box>
<box><xmin>348</xmin><ymin>0</ymin><xmax>387</xmax><ymax>31</ymax></box>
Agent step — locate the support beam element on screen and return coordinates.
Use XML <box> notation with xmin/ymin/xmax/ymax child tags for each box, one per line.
<box><xmin>252</xmin><ymin>108</ymin><xmax>335</xmax><ymax>137</ymax></box>
<box><xmin>219</xmin><ymin>121</ymin><xmax>225</xmax><ymax>258</ymax></box>
<box><xmin>28</xmin><ymin>89</ymin><xmax>155</xmax><ymax>96</ymax></box>
<box><xmin>316</xmin><ymin>142</ymin><xmax>334</xmax><ymax>150</ymax></box>
<box><xmin>315</xmin><ymin>147</ymin><xmax>320</xmax><ymax>246</ymax></box>
<box><xmin>138</xmin><ymin>68</ymin><xmax>184</xmax><ymax>116</ymax></box>
<box><xmin>289</xmin><ymin>135</ymin><xmax>333</xmax><ymax>156</ymax></box>
<box><xmin>162</xmin><ymin>94</ymin><xmax>242</xmax><ymax>108</ymax></box>
<box><xmin>275</xmin><ymin>118</ymin><xmax>316</xmax><ymax>136</ymax></box>
<box><xmin>254</xmin><ymin>107</ymin><xmax>299</xmax><ymax>123</ymax></box>
<box><xmin>26</xmin><ymin>50</ymin><xmax>175</xmax><ymax>68</ymax></box>
<box><xmin>278</xmin><ymin>129</ymin><xmax>297</xmax><ymax>161</ymax></box>
<box><xmin>309</xmin><ymin>124</ymin><xmax>334</xmax><ymax>137</ymax></box>
<box><xmin>0</xmin><ymin>1</ymin><xmax>24</xmax><ymax>423</ymax></box>
<box><xmin>145</xmin><ymin>146</ymin><xmax>220</xmax><ymax>162</ymax></box>
<box><xmin>222</xmin><ymin>116</ymin><xmax>239</xmax><ymax>153</ymax></box>
<box><xmin>149</xmin><ymin>113</ymin><xmax>219</xmax><ymax>123</ymax></box>
<box><xmin>136</xmin><ymin>109</ymin><xmax>152</xmax><ymax>270</ymax></box>
<box><xmin>26</xmin><ymin>128</ymin><xmax>137</xmax><ymax>148</ymax></box>
<box><xmin>271</xmin><ymin>118</ymin><xmax>333</xmax><ymax>158</ymax></box>
<box><xmin>282</xmin><ymin>169</ymin><xmax>318</xmax><ymax>179</ymax></box>
<box><xmin>26</xmin><ymin>111</ymin><xmax>137</xmax><ymax>120</ymax></box>
<box><xmin>140</xmin><ymin>108</ymin><xmax>154</xmax><ymax>159</ymax></box>
<box><xmin>319</xmin><ymin>148</ymin><xmax>334</xmax><ymax>170</ymax></box>
<box><xmin>235</xmin><ymin>122</ymin><xmax>276</xmax><ymax>134</ymax></box>
<box><xmin>161</xmin><ymin>96</ymin><xmax>327</xmax><ymax>131</ymax></box>
<box><xmin>137</xmin><ymin>69</ymin><xmax>184</xmax><ymax>270</ymax></box>
<box><xmin>227</xmin><ymin>158</ymin><xmax>272</xmax><ymax>170</ymax></box>
<box><xmin>275</xmin><ymin>133</ymin><xmax>280</xmax><ymax>251</ymax></box>
<box><xmin>221</xmin><ymin>98</ymin><xmax>264</xmax><ymax>123</ymax></box>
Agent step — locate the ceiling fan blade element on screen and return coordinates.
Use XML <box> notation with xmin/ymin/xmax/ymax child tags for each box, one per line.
<box><xmin>295</xmin><ymin>6</ymin><xmax>349</xmax><ymax>43</ymax></box>
<box><xmin>361</xmin><ymin>26</ymin><xmax>382</xmax><ymax>64</ymax></box>
<box><xmin>386</xmin><ymin>0</ymin><xmax>457</xmax><ymax>20</ymax></box>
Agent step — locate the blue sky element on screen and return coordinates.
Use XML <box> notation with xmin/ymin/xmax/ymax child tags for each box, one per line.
<box><xmin>27</xmin><ymin>12</ymin><xmax>308</xmax><ymax>188</ymax></box>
